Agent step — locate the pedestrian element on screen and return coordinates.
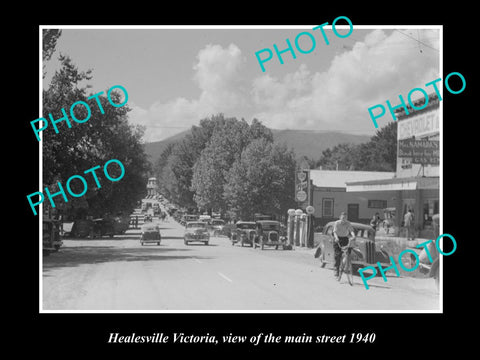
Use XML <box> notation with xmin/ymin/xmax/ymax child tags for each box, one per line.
<box><xmin>369</xmin><ymin>213</ymin><xmax>379</xmax><ymax>232</ymax></box>
<box><xmin>404</xmin><ymin>209</ymin><xmax>415</xmax><ymax>241</ymax></box>
<box><xmin>332</xmin><ymin>212</ymin><xmax>356</xmax><ymax>277</ymax></box>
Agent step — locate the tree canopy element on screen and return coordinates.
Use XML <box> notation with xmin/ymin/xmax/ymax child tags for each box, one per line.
<box><xmin>313</xmin><ymin>122</ymin><xmax>397</xmax><ymax>171</ymax></box>
<box><xmin>155</xmin><ymin>114</ymin><xmax>295</xmax><ymax>219</ymax></box>
<box><xmin>42</xmin><ymin>33</ymin><xmax>150</xmax><ymax>219</ymax></box>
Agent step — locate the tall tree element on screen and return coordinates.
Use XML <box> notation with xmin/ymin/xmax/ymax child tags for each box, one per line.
<box><xmin>224</xmin><ymin>139</ymin><xmax>296</xmax><ymax>220</ymax></box>
<box><xmin>314</xmin><ymin>122</ymin><xmax>397</xmax><ymax>171</ymax></box>
<box><xmin>42</xmin><ymin>29</ymin><xmax>62</xmax><ymax>78</ymax></box>
<box><xmin>42</xmin><ymin>54</ymin><xmax>150</xmax><ymax>218</ymax></box>
<box><xmin>190</xmin><ymin>117</ymin><xmax>251</xmax><ymax>213</ymax></box>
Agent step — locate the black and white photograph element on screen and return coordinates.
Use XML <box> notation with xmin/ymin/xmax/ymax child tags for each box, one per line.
<box><xmin>20</xmin><ymin>12</ymin><xmax>472</xmax><ymax>353</ymax></box>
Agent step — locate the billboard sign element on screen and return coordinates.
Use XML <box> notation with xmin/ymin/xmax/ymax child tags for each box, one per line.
<box><xmin>397</xmin><ymin>109</ymin><xmax>439</xmax><ymax>140</ymax></box>
<box><xmin>398</xmin><ymin>139</ymin><xmax>439</xmax><ymax>165</ymax></box>
<box><xmin>295</xmin><ymin>170</ymin><xmax>310</xmax><ymax>206</ymax></box>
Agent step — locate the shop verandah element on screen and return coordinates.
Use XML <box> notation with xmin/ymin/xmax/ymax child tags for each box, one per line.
<box><xmin>346</xmin><ymin>176</ymin><xmax>439</xmax><ymax>240</ymax></box>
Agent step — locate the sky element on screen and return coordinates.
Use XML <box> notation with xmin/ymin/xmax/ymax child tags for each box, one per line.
<box><xmin>42</xmin><ymin>25</ymin><xmax>441</xmax><ymax>143</ymax></box>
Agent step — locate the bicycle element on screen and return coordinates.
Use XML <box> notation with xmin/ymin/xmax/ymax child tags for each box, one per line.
<box><xmin>337</xmin><ymin>238</ymin><xmax>355</xmax><ymax>286</ymax></box>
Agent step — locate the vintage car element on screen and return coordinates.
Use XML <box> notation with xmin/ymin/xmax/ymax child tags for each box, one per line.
<box><xmin>140</xmin><ymin>222</ymin><xmax>161</xmax><ymax>246</ymax></box>
<box><xmin>69</xmin><ymin>217</ymin><xmax>123</xmax><ymax>238</ymax></box>
<box><xmin>231</xmin><ymin>221</ymin><xmax>256</xmax><ymax>247</ymax></box>
<box><xmin>111</xmin><ymin>215</ymin><xmax>130</xmax><ymax>235</ymax></box>
<box><xmin>182</xmin><ymin>214</ymin><xmax>199</xmax><ymax>226</ymax></box>
<box><xmin>210</xmin><ymin>218</ymin><xmax>226</xmax><ymax>236</ymax></box>
<box><xmin>70</xmin><ymin>219</ymin><xmax>95</xmax><ymax>238</ymax></box>
<box><xmin>43</xmin><ymin>219</ymin><xmax>63</xmax><ymax>256</ymax></box>
<box><xmin>184</xmin><ymin>221</ymin><xmax>210</xmax><ymax>245</ymax></box>
<box><xmin>314</xmin><ymin>221</ymin><xmax>390</xmax><ymax>273</ymax></box>
<box><xmin>253</xmin><ymin>220</ymin><xmax>287</xmax><ymax>250</ymax></box>
<box><xmin>92</xmin><ymin>218</ymin><xmax>117</xmax><ymax>238</ymax></box>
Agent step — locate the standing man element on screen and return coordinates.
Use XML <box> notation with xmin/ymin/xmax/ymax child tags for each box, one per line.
<box><xmin>404</xmin><ymin>209</ymin><xmax>415</xmax><ymax>241</ymax></box>
<box><xmin>370</xmin><ymin>213</ymin><xmax>380</xmax><ymax>233</ymax></box>
<box><xmin>333</xmin><ymin>212</ymin><xmax>356</xmax><ymax>277</ymax></box>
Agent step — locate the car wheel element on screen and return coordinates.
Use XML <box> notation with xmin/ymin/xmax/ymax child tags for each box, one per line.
<box><xmin>141</xmin><ymin>242</ymin><xmax>144</xmax><ymax>246</ymax></box>
<box><xmin>184</xmin><ymin>240</ymin><xmax>189</xmax><ymax>245</ymax></box>
<box><xmin>157</xmin><ymin>242</ymin><xmax>160</xmax><ymax>246</ymax></box>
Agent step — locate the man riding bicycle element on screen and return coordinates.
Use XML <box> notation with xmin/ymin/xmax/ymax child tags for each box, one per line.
<box><xmin>333</xmin><ymin>212</ymin><xmax>356</xmax><ymax>277</ymax></box>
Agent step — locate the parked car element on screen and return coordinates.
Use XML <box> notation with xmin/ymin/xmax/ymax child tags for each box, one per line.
<box><xmin>231</xmin><ymin>221</ymin><xmax>256</xmax><ymax>247</ymax></box>
<box><xmin>112</xmin><ymin>215</ymin><xmax>130</xmax><ymax>235</ymax></box>
<box><xmin>419</xmin><ymin>245</ymin><xmax>439</xmax><ymax>286</ymax></box>
<box><xmin>43</xmin><ymin>219</ymin><xmax>63</xmax><ymax>256</ymax></box>
<box><xmin>182</xmin><ymin>214</ymin><xmax>198</xmax><ymax>226</ymax></box>
<box><xmin>314</xmin><ymin>221</ymin><xmax>390</xmax><ymax>273</ymax></box>
<box><xmin>140</xmin><ymin>223</ymin><xmax>161</xmax><ymax>246</ymax></box>
<box><xmin>69</xmin><ymin>218</ymin><xmax>119</xmax><ymax>238</ymax></box>
<box><xmin>70</xmin><ymin>219</ymin><xmax>95</xmax><ymax>238</ymax></box>
<box><xmin>184</xmin><ymin>221</ymin><xmax>210</xmax><ymax>245</ymax></box>
<box><xmin>253</xmin><ymin>220</ymin><xmax>287</xmax><ymax>250</ymax></box>
<box><xmin>92</xmin><ymin>218</ymin><xmax>116</xmax><ymax>238</ymax></box>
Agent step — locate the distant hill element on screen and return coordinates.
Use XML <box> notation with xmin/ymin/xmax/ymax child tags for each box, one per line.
<box><xmin>142</xmin><ymin>129</ymin><xmax>191</xmax><ymax>165</ymax></box>
<box><xmin>143</xmin><ymin>129</ymin><xmax>371</xmax><ymax>165</ymax></box>
<box><xmin>271</xmin><ymin>129</ymin><xmax>370</xmax><ymax>160</ymax></box>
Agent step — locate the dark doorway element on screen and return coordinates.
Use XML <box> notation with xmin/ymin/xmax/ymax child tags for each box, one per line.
<box><xmin>347</xmin><ymin>204</ymin><xmax>359</xmax><ymax>222</ymax></box>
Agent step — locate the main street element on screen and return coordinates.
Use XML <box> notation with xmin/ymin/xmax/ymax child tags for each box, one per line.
<box><xmin>42</xmin><ymin>216</ymin><xmax>439</xmax><ymax>311</ymax></box>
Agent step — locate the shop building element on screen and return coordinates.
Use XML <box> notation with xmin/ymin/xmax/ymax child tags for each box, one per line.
<box><xmin>310</xmin><ymin>170</ymin><xmax>396</xmax><ymax>226</ymax></box>
<box><xmin>146</xmin><ymin>177</ymin><xmax>158</xmax><ymax>198</ymax></box>
<box><xmin>345</xmin><ymin>93</ymin><xmax>440</xmax><ymax>238</ymax></box>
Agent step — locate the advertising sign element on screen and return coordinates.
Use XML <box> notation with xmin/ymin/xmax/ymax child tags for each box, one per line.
<box><xmin>397</xmin><ymin>109</ymin><xmax>439</xmax><ymax>140</ymax></box>
<box><xmin>295</xmin><ymin>170</ymin><xmax>310</xmax><ymax>206</ymax></box>
<box><xmin>398</xmin><ymin>139</ymin><xmax>439</xmax><ymax>165</ymax></box>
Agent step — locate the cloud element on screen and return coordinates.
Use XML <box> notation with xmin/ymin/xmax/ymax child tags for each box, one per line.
<box><xmin>131</xmin><ymin>29</ymin><xmax>440</xmax><ymax>142</ymax></box>
<box><xmin>129</xmin><ymin>43</ymin><xmax>247</xmax><ymax>142</ymax></box>
<box><xmin>251</xmin><ymin>29</ymin><xmax>440</xmax><ymax>132</ymax></box>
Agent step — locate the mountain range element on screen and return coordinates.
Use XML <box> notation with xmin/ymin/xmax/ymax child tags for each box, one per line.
<box><xmin>143</xmin><ymin>129</ymin><xmax>371</xmax><ymax>165</ymax></box>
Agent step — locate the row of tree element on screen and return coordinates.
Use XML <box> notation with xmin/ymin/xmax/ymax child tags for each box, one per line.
<box><xmin>308</xmin><ymin>122</ymin><xmax>397</xmax><ymax>171</ymax></box>
<box><xmin>155</xmin><ymin>118</ymin><xmax>397</xmax><ymax>220</ymax></box>
<box><xmin>42</xmin><ymin>30</ymin><xmax>150</xmax><ymax>219</ymax></box>
<box><xmin>154</xmin><ymin>115</ymin><xmax>297</xmax><ymax>221</ymax></box>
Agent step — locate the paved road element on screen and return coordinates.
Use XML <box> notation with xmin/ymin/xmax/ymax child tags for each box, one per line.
<box><xmin>42</xmin><ymin>216</ymin><xmax>439</xmax><ymax>311</ymax></box>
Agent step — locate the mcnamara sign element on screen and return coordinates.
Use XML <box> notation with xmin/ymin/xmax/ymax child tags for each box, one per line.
<box><xmin>398</xmin><ymin>139</ymin><xmax>439</xmax><ymax>165</ymax></box>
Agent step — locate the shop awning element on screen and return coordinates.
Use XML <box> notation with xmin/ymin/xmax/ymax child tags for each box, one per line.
<box><xmin>345</xmin><ymin>176</ymin><xmax>439</xmax><ymax>192</ymax></box>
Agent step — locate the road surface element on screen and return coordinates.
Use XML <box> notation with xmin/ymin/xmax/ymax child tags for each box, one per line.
<box><xmin>42</xmin><ymin>216</ymin><xmax>439</xmax><ymax>311</ymax></box>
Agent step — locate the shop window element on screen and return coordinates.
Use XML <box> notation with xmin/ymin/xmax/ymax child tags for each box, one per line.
<box><xmin>322</xmin><ymin>198</ymin><xmax>334</xmax><ymax>218</ymax></box>
<box><xmin>368</xmin><ymin>200</ymin><xmax>387</xmax><ymax>209</ymax></box>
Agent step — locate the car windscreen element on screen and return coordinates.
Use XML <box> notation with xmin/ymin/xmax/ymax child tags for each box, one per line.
<box><xmin>237</xmin><ymin>223</ymin><xmax>255</xmax><ymax>229</ymax></box>
<box><xmin>186</xmin><ymin>223</ymin><xmax>206</xmax><ymax>228</ymax></box>
<box><xmin>261</xmin><ymin>225</ymin><xmax>278</xmax><ymax>231</ymax></box>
